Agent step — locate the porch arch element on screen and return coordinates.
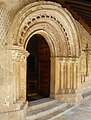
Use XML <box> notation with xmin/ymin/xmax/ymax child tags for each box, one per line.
<box><xmin>7</xmin><ymin>1</ymin><xmax>80</xmax><ymax>57</ymax></box>
<box><xmin>0</xmin><ymin>1</ymin><xmax>84</xmax><ymax>120</ymax></box>
<box><xmin>6</xmin><ymin>1</ymin><xmax>82</xmax><ymax>104</ymax></box>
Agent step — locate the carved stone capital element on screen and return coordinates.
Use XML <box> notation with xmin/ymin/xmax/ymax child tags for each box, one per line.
<box><xmin>6</xmin><ymin>45</ymin><xmax>29</xmax><ymax>62</ymax></box>
<box><xmin>12</xmin><ymin>50</ymin><xmax>29</xmax><ymax>62</ymax></box>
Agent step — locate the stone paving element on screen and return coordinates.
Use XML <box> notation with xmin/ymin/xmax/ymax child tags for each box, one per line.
<box><xmin>56</xmin><ymin>97</ymin><xmax>91</xmax><ymax>120</ymax></box>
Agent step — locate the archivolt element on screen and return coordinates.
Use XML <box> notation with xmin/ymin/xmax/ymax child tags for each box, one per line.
<box><xmin>7</xmin><ymin>1</ymin><xmax>80</xmax><ymax>57</ymax></box>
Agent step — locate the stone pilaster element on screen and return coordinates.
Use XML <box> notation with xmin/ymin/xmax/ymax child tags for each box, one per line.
<box><xmin>0</xmin><ymin>45</ymin><xmax>28</xmax><ymax>120</ymax></box>
<box><xmin>56</xmin><ymin>57</ymin><xmax>82</xmax><ymax>104</ymax></box>
<box><xmin>11</xmin><ymin>46</ymin><xmax>29</xmax><ymax>103</ymax></box>
<box><xmin>50</xmin><ymin>57</ymin><xmax>60</xmax><ymax>98</ymax></box>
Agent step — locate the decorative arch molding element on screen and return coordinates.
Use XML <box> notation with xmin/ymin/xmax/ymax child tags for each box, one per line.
<box><xmin>7</xmin><ymin>1</ymin><xmax>80</xmax><ymax>57</ymax></box>
<box><xmin>0</xmin><ymin>2</ymin><xmax>84</xmax><ymax>119</ymax></box>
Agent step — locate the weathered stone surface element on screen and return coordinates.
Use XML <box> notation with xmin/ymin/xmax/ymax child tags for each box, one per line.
<box><xmin>0</xmin><ymin>1</ymin><xmax>91</xmax><ymax>120</ymax></box>
<box><xmin>57</xmin><ymin>97</ymin><xmax>91</xmax><ymax>120</ymax></box>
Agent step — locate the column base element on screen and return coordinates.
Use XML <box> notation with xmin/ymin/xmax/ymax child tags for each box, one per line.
<box><xmin>55</xmin><ymin>93</ymin><xmax>83</xmax><ymax>105</ymax></box>
<box><xmin>50</xmin><ymin>93</ymin><xmax>55</xmax><ymax>99</ymax></box>
<box><xmin>0</xmin><ymin>101</ymin><xmax>28</xmax><ymax>120</ymax></box>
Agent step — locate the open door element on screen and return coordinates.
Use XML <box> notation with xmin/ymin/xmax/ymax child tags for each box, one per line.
<box><xmin>26</xmin><ymin>34</ymin><xmax>50</xmax><ymax>101</ymax></box>
<box><xmin>38</xmin><ymin>38</ymin><xmax>50</xmax><ymax>97</ymax></box>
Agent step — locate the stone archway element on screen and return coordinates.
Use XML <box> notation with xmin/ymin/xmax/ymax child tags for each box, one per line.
<box><xmin>7</xmin><ymin>1</ymin><xmax>81</xmax><ymax>101</ymax></box>
<box><xmin>7</xmin><ymin>1</ymin><xmax>80</xmax><ymax>57</ymax></box>
<box><xmin>3</xmin><ymin>1</ymin><xmax>82</xmax><ymax>120</ymax></box>
<box><xmin>25</xmin><ymin>29</ymin><xmax>59</xmax><ymax>101</ymax></box>
<box><xmin>6</xmin><ymin>0</ymin><xmax>82</xmax><ymax>104</ymax></box>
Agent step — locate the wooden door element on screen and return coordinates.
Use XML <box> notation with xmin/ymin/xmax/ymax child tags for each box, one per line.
<box><xmin>38</xmin><ymin>39</ymin><xmax>50</xmax><ymax>97</ymax></box>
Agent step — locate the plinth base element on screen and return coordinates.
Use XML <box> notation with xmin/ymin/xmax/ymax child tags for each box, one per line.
<box><xmin>0</xmin><ymin>102</ymin><xmax>28</xmax><ymax>120</ymax></box>
<box><xmin>55</xmin><ymin>93</ymin><xmax>83</xmax><ymax>105</ymax></box>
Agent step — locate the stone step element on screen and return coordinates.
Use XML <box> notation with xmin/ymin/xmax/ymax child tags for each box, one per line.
<box><xmin>82</xmin><ymin>91</ymin><xmax>91</xmax><ymax>98</ymax></box>
<box><xmin>26</xmin><ymin>99</ymin><xmax>67</xmax><ymax>120</ymax></box>
<box><xmin>35</xmin><ymin>105</ymin><xmax>73</xmax><ymax>120</ymax></box>
<box><xmin>28</xmin><ymin>98</ymin><xmax>57</xmax><ymax>111</ymax></box>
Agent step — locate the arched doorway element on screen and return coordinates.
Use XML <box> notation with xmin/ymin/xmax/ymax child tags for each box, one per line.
<box><xmin>26</xmin><ymin>34</ymin><xmax>50</xmax><ymax>101</ymax></box>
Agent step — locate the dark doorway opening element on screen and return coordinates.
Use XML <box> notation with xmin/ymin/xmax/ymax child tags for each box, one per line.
<box><xmin>26</xmin><ymin>34</ymin><xmax>50</xmax><ymax>101</ymax></box>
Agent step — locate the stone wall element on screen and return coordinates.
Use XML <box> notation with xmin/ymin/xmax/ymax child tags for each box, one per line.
<box><xmin>75</xmin><ymin>21</ymin><xmax>91</xmax><ymax>95</ymax></box>
<box><xmin>80</xmin><ymin>24</ymin><xmax>91</xmax><ymax>94</ymax></box>
<box><xmin>0</xmin><ymin>3</ymin><xmax>11</xmax><ymax>45</ymax></box>
<box><xmin>0</xmin><ymin>1</ymin><xmax>91</xmax><ymax>120</ymax></box>
<box><xmin>0</xmin><ymin>0</ymin><xmax>44</xmax><ymax>45</ymax></box>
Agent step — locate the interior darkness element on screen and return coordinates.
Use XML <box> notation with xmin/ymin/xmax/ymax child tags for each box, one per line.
<box><xmin>26</xmin><ymin>34</ymin><xmax>50</xmax><ymax>101</ymax></box>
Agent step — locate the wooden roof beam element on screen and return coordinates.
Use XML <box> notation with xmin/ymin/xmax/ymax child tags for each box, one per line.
<box><xmin>65</xmin><ymin>0</ymin><xmax>91</xmax><ymax>7</ymax></box>
<box><xmin>71</xmin><ymin>7</ymin><xmax>91</xmax><ymax>16</ymax></box>
<box><xmin>78</xmin><ymin>13</ymin><xmax>91</xmax><ymax>18</ymax></box>
<box><xmin>65</xmin><ymin>3</ymin><xmax>91</xmax><ymax>11</ymax></box>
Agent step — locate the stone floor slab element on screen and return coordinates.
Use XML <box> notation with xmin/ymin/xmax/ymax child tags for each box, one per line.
<box><xmin>56</xmin><ymin>97</ymin><xmax>91</xmax><ymax>120</ymax></box>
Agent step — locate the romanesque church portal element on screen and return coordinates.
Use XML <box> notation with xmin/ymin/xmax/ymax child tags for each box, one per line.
<box><xmin>0</xmin><ymin>0</ymin><xmax>91</xmax><ymax>120</ymax></box>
